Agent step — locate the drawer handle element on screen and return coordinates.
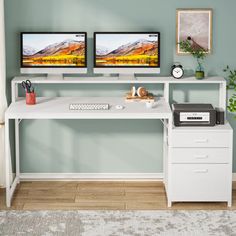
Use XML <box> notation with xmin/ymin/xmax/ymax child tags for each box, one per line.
<box><xmin>195</xmin><ymin>139</ymin><xmax>208</xmax><ymax>143</ymax></box>
<box><xmin>194</xmin><ymin>155</ymin><xmax>208</xmax><ymax>159</ymax></box>
<box><xmin>194</xmin><ymin>169</ymin><xmax>208</xmax><ymax>173</ymax></box>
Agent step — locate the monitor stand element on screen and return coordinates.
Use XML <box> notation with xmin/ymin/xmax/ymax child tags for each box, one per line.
<box><xmin>102</xmin><ymin>74</ymin><xmax>117</xmax><ymax>80</ymax></box>
<box><xmin>118</xmin><ymin>74</ymin><xmax>137</xmax><ymax>81</ymax></box>
<box><xmin>46</xmin><ymin>74</ymin><xmax>64</xmax><ymax>80</ymax></box>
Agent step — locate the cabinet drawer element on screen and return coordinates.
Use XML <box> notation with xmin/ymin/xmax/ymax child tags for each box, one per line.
<box><xmin>170</xmin><ymin>131</ymin><xmax>231</xmax><ymax>147</ymax></box>
<box><xmin>171</xmin><ymin>164</ymin><xmax>231</xmax><ymax>201</ymax></box>
<box><xmin>171</xmin><ymin>148</ymin><xmax>230</xmax><ymax>164</ymax></box>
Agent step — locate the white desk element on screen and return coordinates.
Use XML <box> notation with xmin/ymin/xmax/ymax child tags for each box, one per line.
<box><xmin>5</xmin><ymin>76</ymin><xmax>232</xmax><ymax>207</ymax></box>
<box><xmin>5</xmin><ymin>96</ymin><xmax>172</xmax><ymax>207</ymax></box>
<box><xmin>5</xmin><ymin>97</ymin><xmax>171</xmax><ymax>120</ymax></box>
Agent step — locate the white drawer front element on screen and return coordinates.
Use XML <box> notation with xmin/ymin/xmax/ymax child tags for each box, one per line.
<box><xmin>171</xmin><ymin>148</ymin><xmax>230</xmax><ymax>164</ymax></box>
<box><xmin>170</xmin><ymin>131</ymin><xmax>231</xmax><ymax>147</ymax></box>
<box><xmin>171</xmin><ymin>164</ymin><xmax>231</xmax><ymax>201</ymax></box>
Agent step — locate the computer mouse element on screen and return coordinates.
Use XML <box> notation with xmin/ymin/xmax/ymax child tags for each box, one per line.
<box><xmin>115</xmin><ymin>105</ymin><xmax>124</xmax><ymax>110</ymax></box>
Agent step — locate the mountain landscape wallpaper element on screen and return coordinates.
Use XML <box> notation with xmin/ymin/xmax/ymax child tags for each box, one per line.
<box><xmin>22</xmin><ymin>34</ymin><xmax>86</xmax><ymax>67</ymax></box>
<box><xmin>95</xmin><ymin>34</ymin><xmax>159</xmax><ymax>67</ymax></box>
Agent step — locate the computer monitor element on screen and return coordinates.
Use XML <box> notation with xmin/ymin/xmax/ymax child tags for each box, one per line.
<box><xmin>93</xmin><ymin>32</ymin><xmax>160</xmax><ymax>78</ymax></box>
<box><xmin>21</xmin><ymin>32</ymin><xmax>87</xmax><ymax>78</ymax></box>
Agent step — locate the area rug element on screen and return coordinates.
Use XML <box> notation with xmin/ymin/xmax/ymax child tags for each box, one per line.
<box><xmin>0</xmin><ymin>210</ymin><xmax>235</xmax><ymax>236</ymax></box>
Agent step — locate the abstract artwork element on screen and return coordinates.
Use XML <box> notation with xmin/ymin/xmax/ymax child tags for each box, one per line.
<box><xmin>176</xmin><ymin>9</ymin><xmax>213</xmax><ymax>54</ymax></box>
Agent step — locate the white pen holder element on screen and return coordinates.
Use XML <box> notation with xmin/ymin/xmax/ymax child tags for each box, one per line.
<box><xmin>145</xmin><ymin>101</ymin><xmax>154</xmax><ymax>109</ymax></box>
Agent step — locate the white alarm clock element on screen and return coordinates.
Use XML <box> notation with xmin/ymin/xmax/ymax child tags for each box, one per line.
<box><xmin>171</xmin><ymin>63</ymin><xmax>184</xmax><ymax>79</ymax></box>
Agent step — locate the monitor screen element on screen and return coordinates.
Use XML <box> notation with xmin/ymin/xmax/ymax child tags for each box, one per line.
<box><xmin>21</xmin><ymin>32</ymin><xmax>87</xmax><ymax>68</ymax></box>
<box><xmin>94</xmin><ymin>32</ymin><xmax>160</xmax><ymax>68</ymax></box>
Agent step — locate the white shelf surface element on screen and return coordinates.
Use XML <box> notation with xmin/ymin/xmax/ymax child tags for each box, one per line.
<box><xmin>5</xmin><ymin>97</ymin><xmax>172</xmax><ymax>119</ymax></box>
<box><xmin>137</xmin><ymin>76</ymin><xmax>226</xmax><ymax>84</ymax></box>
<box><xmin>172</xmin><ymin>122</ymin><xmax>232</xmax><ymax>132</ymax></box>
<box><xmin>12</xmin><ymin>76</ymin><xmax>226</xmax><ymax>84</ymax></box>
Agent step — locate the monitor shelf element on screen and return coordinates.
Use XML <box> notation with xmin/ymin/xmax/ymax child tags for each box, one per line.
<box><xmin>13</xmin><ymin>76</ymin><xmax>226</xmax><ymax>84</ymax></box>
<box><xmin>12</xmin><ymin>76</ymin><xmax>227</xmax><ymax>109</ymax></box>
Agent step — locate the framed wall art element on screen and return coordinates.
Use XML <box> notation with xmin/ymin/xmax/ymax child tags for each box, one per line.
<box><xmin>176</xmin><ymin>9</ymin><xmax>213</xmax><ymax>54</ymax></box>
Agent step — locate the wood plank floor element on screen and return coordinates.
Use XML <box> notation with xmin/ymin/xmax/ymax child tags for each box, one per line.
<box><xmin>1</xmin><ymin>181</ymin><xmax>236</xmax><ymax>210</ymax></box>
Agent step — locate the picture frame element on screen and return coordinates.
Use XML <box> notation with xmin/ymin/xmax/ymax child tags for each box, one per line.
<box><xmin>176</xmin><ymin>8</ymin><xmax>213</xmax><ymax>54</ymax></box>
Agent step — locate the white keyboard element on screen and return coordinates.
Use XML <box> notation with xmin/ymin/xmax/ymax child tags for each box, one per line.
<box><xmin>69</xmin><ymin>103</ymin><xmax>109</xmax><ymax>110</ymax></box>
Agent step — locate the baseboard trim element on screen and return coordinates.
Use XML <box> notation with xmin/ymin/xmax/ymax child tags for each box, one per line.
<box><xmin>1</xmin><ymin>172</ymin><xmax>234</xmax><ymax>182</ymax></box>
<box><xmin>233</xmin><ymin>173</ymin><xmax>236</xmax><ymax>181</ymax></box>
<box><xmin>19</xmin><ymin>173</ymin><xmax>164</xmax><ymax>181</ymax></box>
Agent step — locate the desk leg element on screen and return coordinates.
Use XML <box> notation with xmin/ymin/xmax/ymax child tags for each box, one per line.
<box><xmin>5</xmin><ymin>118</ymin><xmax>19</xmax><ymax>207</ymax></box>
<box><xmin>163</xmin><ymin>120</ymin><xmax>167</xmax><ymax>185</ymax></box>
<box><xmin>167</xmin><ymin>200</ymin><xmax>172</xmax><ymax>207</ymax></box>
<box><xmin>5</xmin><ymin>118</ymin><xmax>11</xmax><ymax>207</ymax></box>
<box><xmin>167</xmin><ymin>116</ymin><xmax>173</xmax><ymax>208</ymax></box>
<box><xmin>15</xmin><ymin>120</ymin><xmax>20</xmax><ymax>183</ymax></box>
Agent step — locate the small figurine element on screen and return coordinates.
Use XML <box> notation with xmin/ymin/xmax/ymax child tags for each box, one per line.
<box><xmin>126</xmin><ymin>86</ymin><xmax>154</xmax><ymax>101</ymax></box>
<box><xmin>137</xmin><ymin>87</ymin><xmax>148</xmax><ymax>97</ymax></box>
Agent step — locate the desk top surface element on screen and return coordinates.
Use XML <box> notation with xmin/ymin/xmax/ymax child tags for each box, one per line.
<box><xmin>5</xmin><ymin>97</ymin><xmax>172</xmax><ymax>119</ymax></box>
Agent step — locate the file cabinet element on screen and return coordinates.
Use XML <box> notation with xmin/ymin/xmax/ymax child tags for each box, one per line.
<box><xmin>167</xmin><ymin>123</ymin><xmax>233</xmax><ymax>207</ymax></box>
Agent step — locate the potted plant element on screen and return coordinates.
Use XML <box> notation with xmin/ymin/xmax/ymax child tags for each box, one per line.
<box><xmin>224</xmin><ymin>66</ymin><xmax>236</xmax><ymax>117</ymax></box>
<box><xmin>179</xmin><ymin>37</ymin><xmax>207</xmax><ymax>79</ymax></box>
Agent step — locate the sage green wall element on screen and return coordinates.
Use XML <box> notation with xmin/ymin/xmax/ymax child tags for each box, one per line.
<box><xmin>4</xmin><ymin>0</ymin><xmax>236</xmax><ymax>173</ymax></box>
